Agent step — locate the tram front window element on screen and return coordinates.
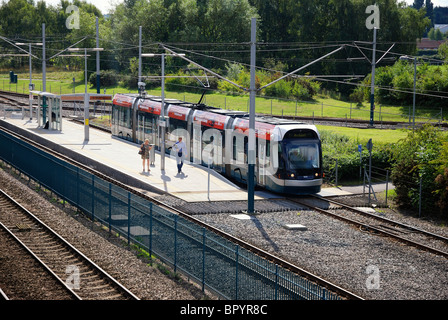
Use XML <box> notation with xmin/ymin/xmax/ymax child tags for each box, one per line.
<box><xmin>285</xmin><ymin>143</ymin><xmax>319</xmax><ymax>171</ymax></box>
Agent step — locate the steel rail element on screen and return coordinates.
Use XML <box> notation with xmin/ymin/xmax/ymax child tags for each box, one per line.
<box><xmin>0</xmin><ymin>188</ymin><xmax>140</xmax><ymax>300</ymax></box>
<box><xmin>290</xmin><ymin>196</ymin><xmax>448</xmax><ymax>259</ymax></box>
<box><xmin>311</xmin><ymin>194</ymin><xmax>448</xmax><ymax>244</ymax></box>
<box><xmin>0</xmin><ymin>222</ymin><xmax>81</xmax><ymax>300</ymax></box>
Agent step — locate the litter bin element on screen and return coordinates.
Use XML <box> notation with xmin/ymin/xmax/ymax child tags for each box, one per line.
<box><xmin>150</xmin><ymin>144</ymin><xmax>155</xmax><ymax>166</ymax></box>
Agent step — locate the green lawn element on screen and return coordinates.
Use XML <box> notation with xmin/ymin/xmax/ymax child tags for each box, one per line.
<box><xmin>316</xmin><ymin>125</ymin><xmax>409</xmax><ymax>144</ymax></box>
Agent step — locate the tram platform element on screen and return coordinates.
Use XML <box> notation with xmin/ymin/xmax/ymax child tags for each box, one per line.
<box><xmin>1</xmin><ymin>116</ymin><xmax>354</xmax><ymax>202</ymax></box>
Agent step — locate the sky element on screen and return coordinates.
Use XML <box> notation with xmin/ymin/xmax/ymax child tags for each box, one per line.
<box><xmin>404</xmin><ymin>0</ymin><xmax>448</xmax><ymax>6</ymax></box>
<box><xmin>42</xmin><ymin>0</ymin><xmax>120</xmax><ymax>14</ymax></box>
<box><xmin>40</xmin><ymin>0</ymin><xmax>448</xmax><ymax>15</ymax></box>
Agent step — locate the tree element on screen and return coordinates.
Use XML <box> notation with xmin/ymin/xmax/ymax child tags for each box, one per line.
<box><xmin>425</xmin><ymin>0</ymin><xmax>434</xmax><ymax>27</ymax></box>
<box><xmin>413</xmin><ymin>0</ymin><xmax>424</xmax><ymax>9</ymax></box>
<box><xmin>200</xmin><ymin>0</ymin><xmax>257</xmax><ymax>43</ymax></box>
<box><xmin>434</xmin><ymin>28</ymin><xmax>444</xmax><ymax>40</ymax></box>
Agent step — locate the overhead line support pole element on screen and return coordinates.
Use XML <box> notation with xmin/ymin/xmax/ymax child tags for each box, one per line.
<box><xmin>248</xmin><ymin>17</ymin><xmax>257</xmax><ymax>214</ymax></box>
<box><xmin>96</xmin><ymin>17</ymin><xmax>100</xmax><ymax>94</ymax></box>
<box><xmin>369</xmin><ymin>27</ymin><xmax>377</xmax><ymax>127</ymax></box>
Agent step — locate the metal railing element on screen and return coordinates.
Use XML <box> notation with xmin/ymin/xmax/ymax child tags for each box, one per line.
<box><xmin>0</xmin><ymin>127</ymin><xmax>342</xmax><ymax>300</ymax></box>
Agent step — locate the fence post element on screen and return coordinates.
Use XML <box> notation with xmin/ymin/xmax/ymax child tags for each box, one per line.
<box><xmin>127</xmin><ymin>192</ymin><xmax>131</xmax><ymax>244</ymax></box>
<box><xmin>295</xmin><ymin>101</ymin><xmax>297</xmax><ymax>119</ymax></box>
<box><xmin>76</xmin><ymin>167</ymin><xmax>79</xmax><ymax>211</ymax></box>
<box><xmin>174</xmin><ymin>215</ymin><xmax>178</xmax><ymax>273</ymax></box>
<box><xmin>419</xmin><ymin>177</ymin><xmax>422</xmax><ymax>218</ymax></box>
<box><xmin>91</xmin><ymin>175</ymin><xmax>95</xmax><ymax>221</ymax></box>
<box><xmin>108</xmin><ymin>184</ymin><xmax>112</xmax><ymax>233</ymax></box>
<box><xmin>235</xmin><ymin>245</ymin><xmax>239</xmax><ymax>300</ymax></box>
<box><xmin>363</xmin><ymin>165</ymin><xmax>366</xmax><ymax>196</ymax></box>
<box><xmin>385</xmin><ymin>170</ymin><xmax>389</xmax><ymax>207</ymax></box>
<box><xmin>335</xmin><ymin>159</ymin><xmax>338</xmax><ymax>187</ymax></box>
<box><xmin>274</xmin><ymin>264</ymin><xmax>279</xmax><ymax>300</ymax></box>
<box><xmin>202</xmin><ymin>228</ymin><xmax>206</xmax><ymax>293</ymax></box>
<box><xmin>149</xmin><ymin>202</ymin><xmax>153</xmax><ymax>257</ymax></box>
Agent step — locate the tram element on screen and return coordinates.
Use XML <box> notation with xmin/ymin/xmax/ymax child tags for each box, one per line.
<box><xmin>111</xmin><ymin>93</ymin><xmax>323</xmax><ymax>194</ymax></box>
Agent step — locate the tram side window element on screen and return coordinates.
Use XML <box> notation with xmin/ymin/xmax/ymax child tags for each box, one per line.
<box><xmin>277</xmin><ymin>143</ymin><xmax>285</xmax><ymax>170</ymax></box>
<box><xmin>233</xmin><ymin>136</ymin><xmax>237</xmax><ymax>161</ymax></box>
<box><xmin>119</xmin><ymin>106</ymin><xmax>127</xmax><ymax>128</ymax></box>
<box><xmin>112</xmin><ymin>107</ymin><xmax>117</xmax><ymax>125</ymax></box>
<box><xmin>145</xmin><ymin>115</ymin><xmax>154</xmax><ymax>133</ymax></box>
<box><xmin>169</xmin><ymin>118</ymin><xmax>187</xmax><ymax>134</ymax></box>
<box><xmin>125</xmin><ymin>107</ymin><xmax>131</xmax><ymax>128</ymax></box>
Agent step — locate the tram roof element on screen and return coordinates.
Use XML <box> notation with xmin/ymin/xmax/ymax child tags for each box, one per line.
<box><xmin>116</xmin><ymin>93</ymin><xmax>307</xmax><ymax>126</ymax></box>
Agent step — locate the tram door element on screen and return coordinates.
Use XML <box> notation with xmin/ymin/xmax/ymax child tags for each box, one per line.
<box><xmin>202</xmin><ymin>129</ymin><xmax>223</xmax><ymax>172</ymax></box>
<box><xmin>258</xmin><ymin>140</ymin><xmax>267</xmax><ymax>186</ymax></box>
<box><xmin>192</xmin><ymin>123</ymin><xmax>202</xmax><ymax>165</ymax></box>
<box><xmin>137</xmin><ymin>113</ymin><xmax>157</xmax><ymax>146</ymax></box>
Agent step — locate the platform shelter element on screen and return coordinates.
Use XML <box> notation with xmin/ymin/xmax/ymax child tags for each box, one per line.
<box><xmin>30</xmin><ymin>91</ymin><xmax>62</xmax><ymax>131</ymax></box>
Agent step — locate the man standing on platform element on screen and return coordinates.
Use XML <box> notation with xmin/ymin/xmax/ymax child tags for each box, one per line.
<box><xmin>174</xmin><ymin>136</ymin><xmax>187</xmax><ymax>174</ymax></box>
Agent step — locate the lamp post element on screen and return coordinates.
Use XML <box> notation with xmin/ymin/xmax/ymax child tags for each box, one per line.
<box><xmin>68</xmin><ymin>47</ymin><xmax>104</xmax><ymax>141</ymax></box>
<box><xmin>15</xmin><ymin>42</ymin><xmax>42</xmax><ymax>120</ymax></box>
<box><xmin>141</xmin><ymin>52</ymin><xmax>185</xmax><ymax>171</ymax></box>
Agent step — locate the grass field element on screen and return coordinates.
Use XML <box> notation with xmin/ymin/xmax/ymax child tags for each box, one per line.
<box><xmin>2</xmin><ymin>70</ymin><xmax>446</xmax><ymax>126</ymax></box>
<box><xmin>315</xmin><ymin>125</ymin><xmax>409</xmax><ymax>144</ymax></box>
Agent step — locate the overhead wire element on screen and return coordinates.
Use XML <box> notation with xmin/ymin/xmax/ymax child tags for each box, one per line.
<box><xmin>3</xmin><ymin>32</ymin><xmax>448</xmax><ymax>100</ymax></box>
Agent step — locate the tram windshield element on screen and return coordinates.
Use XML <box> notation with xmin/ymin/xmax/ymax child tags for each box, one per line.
<box><xmin>285</xmin><ymin>142</ymin><xmax>320</xmax><ymax>170</ymax></box>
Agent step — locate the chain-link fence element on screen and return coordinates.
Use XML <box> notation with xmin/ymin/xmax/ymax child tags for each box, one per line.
<box><xmin>0</xmin><ymin>126</ymin><xmax>343</xmax><ymax>300</ymax></box>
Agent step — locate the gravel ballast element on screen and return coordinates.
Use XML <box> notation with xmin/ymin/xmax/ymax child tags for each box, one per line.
<box><xmin>0</xmin><ymin>166</ymin><xmax>212</xmax><ymax>300</ymax></box>
<box><xmin>194</xmin><ymin>205</ymin><xmax>448</xmax><ymax>300</ymax></box>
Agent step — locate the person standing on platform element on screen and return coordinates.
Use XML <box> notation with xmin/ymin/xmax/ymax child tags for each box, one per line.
<box><xmin>140</xmin><ymin>139</ymin><xmax>152</xmax><ymax>173</ymax></box>
<box><xmin>174</xmin><ymin>136</ymin><xmax>187</xmax><ymax>174</ymax></box>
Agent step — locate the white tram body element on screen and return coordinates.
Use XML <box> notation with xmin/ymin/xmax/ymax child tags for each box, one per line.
<box><xmin>111</xmin><ymin>93</ymin><xmax>323</xmax><ymax>194</ymax></box>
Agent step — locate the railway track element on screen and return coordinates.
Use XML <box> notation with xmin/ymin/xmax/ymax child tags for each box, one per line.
<box><xmin>0</xmin><ymin>223</ymin><xmax>78</xmax><ymax>300</ymax></box>
<box><xmin>0</xmin><ymin>188</ymin><xmax>140</xmax><ymax>300</ymax></box>
<box><xmin>290</xmin><ymin>195</ymin><xmax>448</xmax><ymax>259</ymax></box>
<box><xmin>0</xmin><ymin>90</ymin><xmax>111</xmax><ymax>117</ymax></box>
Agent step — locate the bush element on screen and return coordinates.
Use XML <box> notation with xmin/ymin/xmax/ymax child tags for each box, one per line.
<box><xmin>357</xmin><ymin>61</ymin><xmax>448</xmax><ymax>110</ymax></box>
<box><xmin>88</xmin><ymin>70</ymin><xmax>119</xmax><ymax>87</ymax></box>
<box><xmin>218</xmin><ymin>63</ymin><xmax>320</xmax><ymax>100</ymax></box>
<box><xmin>390</xmin><ymin>124</ymin><xmax>448</xmax><ymax>215</ymax></box>
<box><xmin>165</xmin><ymin>70</ymin><xmax>218</xmax><ymax>93</ymax></box>
<box><xmin>319</xmin><ymin>130</ymin><xmax>393</xmax><ymax>182</ymax></box>
<box><xmin>433</xmin><ymin>142</ymin><xmax>448</xmax><ymax>214</ymax></box>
